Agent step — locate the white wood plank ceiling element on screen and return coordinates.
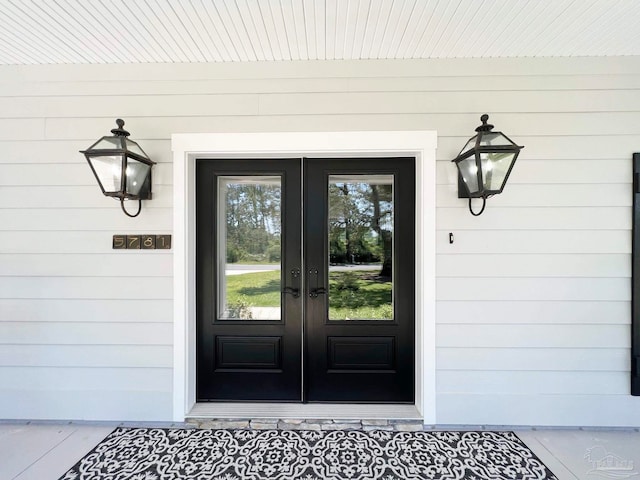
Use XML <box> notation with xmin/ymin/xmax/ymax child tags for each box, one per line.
<box><xmin>0</xmin><ymin>0</ymin><xmax>639</xmax><ymax>65</ymax></box>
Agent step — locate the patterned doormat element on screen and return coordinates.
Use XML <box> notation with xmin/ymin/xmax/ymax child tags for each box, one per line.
<box><xmin>59</xmin><ymin>427</ymin><xmax>557</xmax><ymax>480</ymax></box>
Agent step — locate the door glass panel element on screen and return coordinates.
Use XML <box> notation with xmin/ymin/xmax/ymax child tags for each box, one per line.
<box><xmin>217</xmin><ymin>176</ymin><xmax>282</xmax><ymax>320</ymax></box>
<box><xmin>328</xmin><ymin>174</ymin><xmax>394</xmax><ymax>320</ymax></box>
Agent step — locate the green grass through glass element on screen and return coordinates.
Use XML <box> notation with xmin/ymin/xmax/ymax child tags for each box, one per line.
<box><xmin>225</xmin><ymin>270</ymin><xmax>281</xmax><ymax>308</ymax></box>
<box><xmin>329</xmin><ymin>270</ymin><xmax>392</xmax><ymax>320</ymax></box>
<box><xmin>224</xmin><ymin>269</ymin><xmax>392</xmax><ymax>319</ymax></box>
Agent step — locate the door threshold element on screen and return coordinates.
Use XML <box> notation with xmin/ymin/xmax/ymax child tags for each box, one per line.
<box><xmin>188</xmin><ymin>403</ymin><xmax>422</xmax><ymax>421</ymax></box>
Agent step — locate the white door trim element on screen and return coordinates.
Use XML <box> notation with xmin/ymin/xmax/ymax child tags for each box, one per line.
<box><xmin>171</xmin><ymin>131</ymin><xmax>437</xmax><ymax>423</ymax></box>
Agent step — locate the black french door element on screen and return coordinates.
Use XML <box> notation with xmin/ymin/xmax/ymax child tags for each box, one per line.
<box><xmin>304</xmin><ymin>158</ymin><xmax>415</xmax><ymax>402</ymax></box>
<box><xmin>196</xmin><ymin>157</ymin><xmax>415</xmax><ymax>403</ymax></box>
<box><xmin>196</xmin><ymin>159</ymin><xmax>302</xmax><ymax>401</ymax></box>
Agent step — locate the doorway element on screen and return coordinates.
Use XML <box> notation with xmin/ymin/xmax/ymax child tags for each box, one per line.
<box><xmin>196</xmin><ymin>157</ymin><xmax>415</xmax><ymax>403</ymax></box>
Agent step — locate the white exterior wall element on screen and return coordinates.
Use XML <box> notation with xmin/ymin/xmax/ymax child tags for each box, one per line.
<box><xmin>0</xmin><ymin>57</ymin><xmax>639</xmax><ymax>425</ymax></box>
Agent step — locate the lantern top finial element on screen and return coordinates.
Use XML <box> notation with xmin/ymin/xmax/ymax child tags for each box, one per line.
<box><xmin>475</xmin><ymin>114</ymin><xmax>494</xmax><ymax>133</ymax></box>
<box><xmin>110</xmin><ymin>118</ymin><xmax>130</xmax><ymax>137</ymax></box>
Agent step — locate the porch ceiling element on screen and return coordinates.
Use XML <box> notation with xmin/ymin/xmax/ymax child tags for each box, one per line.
<box><xmin>1</xmin><ymin>0</ymin><xmax>639</xmax><ymax>65</ymax></box>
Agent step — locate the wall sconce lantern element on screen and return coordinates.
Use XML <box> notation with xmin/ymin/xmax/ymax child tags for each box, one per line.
<box><xmin>452</xmin><ymin>114</ymin><xmax>524</xmax><ymax>216</ymax></box>
<box><xmin>80</xmin><ymin>119</ymin><xmax>155</xmax><ymax>217</ymax></box>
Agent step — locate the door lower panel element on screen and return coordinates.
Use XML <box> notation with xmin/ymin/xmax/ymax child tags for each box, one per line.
<box><xmin>328</xmin><ymin>336</ymin><xmax>396</xmax><ymax>371</ymax></box>
<box><xmin>215</xmin><ymin>336</ymin><xmax>283</xmax><ymax>371</ymax></box>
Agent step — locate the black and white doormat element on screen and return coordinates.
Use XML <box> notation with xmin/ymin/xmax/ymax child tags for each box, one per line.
<box><xmin>59</xmin><ymin>428</ymin><xmax>557</xmax><ymax>480</ymax></box>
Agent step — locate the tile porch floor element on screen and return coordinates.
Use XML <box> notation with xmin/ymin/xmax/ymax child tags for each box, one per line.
<box><xmin>1</xmin><ymin>422</ymin><xmax>639</xmax><ymax>480</ymax></box>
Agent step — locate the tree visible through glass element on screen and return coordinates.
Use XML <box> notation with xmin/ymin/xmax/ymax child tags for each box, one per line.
<box><xmin>217</xmin><ymin>176</ymin><xmax>282</xmax><ymax>320</ymax></box>
<box><xmin>328</xmin><ymin>175</ymin><xmax>394</xmax><ymax>320</ymax></box>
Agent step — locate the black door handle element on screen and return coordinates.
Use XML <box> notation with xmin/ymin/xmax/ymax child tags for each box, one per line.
<box><xmin>309</xmin><ymin>287</ymin><xmax>327</xmax><ymax>298</ymax></box>
<box><xmin>282</xmin><ymin>268</ymin><xmax>300</xmax><ymax>298</ymax></box>
<box><xmin>282</xmin><ymin>287</ymin><xmax>300</xmax><ymax>298</ymax></box>
<box><xmin>308</xmin><ymin>268</ymin><xmax>327</xmax><ymax>298</ymax></box>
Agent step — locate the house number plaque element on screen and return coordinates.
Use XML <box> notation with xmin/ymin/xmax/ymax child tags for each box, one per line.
<box><xmin>113</xmin><ymin>235</ymin><xmax>171</xmax><ymax>250</ymax></box>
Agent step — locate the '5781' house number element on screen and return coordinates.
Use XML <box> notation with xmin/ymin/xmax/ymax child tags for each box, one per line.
<box><xmin>113</xmin><ymin>235</ymin><xmax>172</xmax><ymax>250</ymax></box>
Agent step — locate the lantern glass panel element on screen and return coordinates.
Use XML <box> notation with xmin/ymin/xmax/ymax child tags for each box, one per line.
<box><xmin>480</xmin><ymin>151</ymin><xmax>516</xmax><ymax>191</ymax></box>
<box><xmin>92</xmin><ymin>137</ymin><xmax>123</xmax><ymax>150</ymax></box>
<box><xmin>125</xmin><ymin>138</ymin><xmax>148</xmax><ymax>158</ymax></box>
<box><xmin>89</xmin><ymin>155</ymin><xmax>123</xmax><ymax>194</ymax></box>
<box><xmin>460</xmin><ymin>135</ymin><xmax>478</xmax><ymax>155</ymax></box>
<box><xmin>457</xmin><ymin>156</ymin><xmax>480</xmax><ymax>194</ymax></box>
<box><xmin>125</xmin><ymin>157</ymin><xmax>151</xmax><ymax>196</ymax></box>
<box><xmin>480</xmin><ymin>132</ymin><xmax>512</xmax><ymax>147</ymax></box>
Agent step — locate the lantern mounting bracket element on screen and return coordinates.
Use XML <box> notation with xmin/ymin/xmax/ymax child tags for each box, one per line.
<box><xmin>120</xmin><ymin>198</ymin><xmax>142</xmax><ymax>218</ymax></box>
<box><xmin>468</xmin><ymin>197</ymin><xmax>487</xmax><ymax>216</ymax></box>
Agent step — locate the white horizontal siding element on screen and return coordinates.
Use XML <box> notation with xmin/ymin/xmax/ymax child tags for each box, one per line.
<box><xmin>3</xmin><ymin>75</ymin><xmax>640</xmax><ymax>97</ymax></box>
<box><xmin>437</xmin><ymin>278</ymin><xmax>630</xmax><ymax>302</ymax></box>
<box><xmin>436</xmin><ymin>230</ymin><xmax>629</xmax><ymax>254</ymax></box>
<box><xmin>43</xmin><ymin>112</ymin><xmax>640</xmax><ymax>140</ymax></box>
<box><xmin>0</xmin><ymin>299</ymin><xmax>172</xmax><ymax>323</ymax></box>
<box><xmin>437</xmin><ymin>254</ymin><xmax>630</xmax><ymax>278</ymax></box>
<box><xmin>0</xmin><ymin>254</ymin><xmax>172</xmax><ymax>277</ymax></box>
<box><xmin>0</xmin><ymin>322</ymin><xmax>172</xmax><ymax>345</ymax></box>
<box><xmin>2</xmin><ymin>56</ymin><xmax>638</xmax><ymax>81</ymax></box>
<box><xmin>438</xmin><ymin>325</ymin><xmax>629</xmax><ymax>348</ymax></box>
<box><xmin>0</xmin><ymin>345</ymin><xmax>173</xmax><ymax>368</ymax></box>
<box><xmin>0</xmin><ymin>277</ymin><xmax>172</xmax><ymax>299</ymax></box>
<box><xmin>0</xmin><ymin>209</ymin><xmax>172</xmax><ymax>231</ymax></box>
<box><xmin>255</xmin><ymin>90</ymin><xmax>640</xmax><ymax>114</ymax></box>
<box><xmin>0</xmin><ymin>390</ymin><xmax>172</xmax><ymax>422</ymax></box>
<box><xmin>0</xmin><ymin>94</ymin><xmax>261</xmax><ymax>118</ymax></box>
<box><xmin>438</xmin><ymin>371</ymin><xmax>629</xmax><ymax>395</ymax></box>
<box><xmin>0</xmin><ymin>367</ymin><xmax>171</xmax><ymax>392</ymax></box>
<box><xmin>8</xmin><ymin>88</ymin><xmax>628</xmax><ymax>119</ymax></box>
<box><xmin>0</xmin><ymin>56</ymin><xmax>638</xmax><ymax>424</ymax></box>
<box><xmin>437</xmin><ymin>347</ymin><xmax>629</xmax><ymax>372</ymax></box>
<box><xmin>437</xmin><ymin>301</ymin><xmax>629</xmax><ymax>325</ymax></box>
